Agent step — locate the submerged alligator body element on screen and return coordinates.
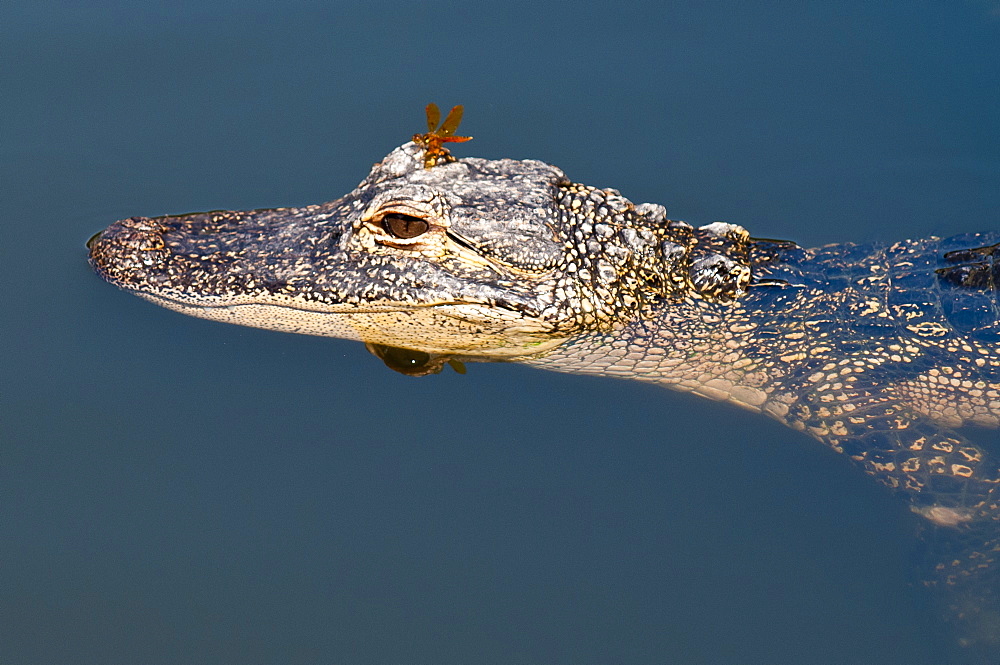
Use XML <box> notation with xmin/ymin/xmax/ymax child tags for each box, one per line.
<box><xmin>89</xmin><ymin>131</ymin><xmax>1000</xmax><ymax>655</ymax></box>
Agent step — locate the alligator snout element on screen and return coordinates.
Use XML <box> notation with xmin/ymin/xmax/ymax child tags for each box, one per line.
<box><xmin>88</xmin><ymin>216</ymin><xmax>172</xmax><ymax>290</ymax></box>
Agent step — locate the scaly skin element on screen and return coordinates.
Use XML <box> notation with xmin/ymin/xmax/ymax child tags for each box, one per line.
<box><xmin>88</xmin><ymin>140</ymin><xmax>1000</xmax><ymax>656</ymax></box>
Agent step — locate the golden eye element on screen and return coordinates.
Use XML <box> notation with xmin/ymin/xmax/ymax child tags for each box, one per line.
<box><xmin>380</xmin><ymin>213</ymin><xmax>429</xmax><ymax>239</ymax></box>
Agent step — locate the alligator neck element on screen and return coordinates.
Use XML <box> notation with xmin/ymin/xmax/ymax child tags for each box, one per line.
<box><xmin>524</xmin><ymin>298</ymin><xmax>772</xmax><ymax>411</ymax></box>
<box><xmin>524</xmin><ymin>238</ymin><xmax>817</xmax><ymax>417</ymax></box>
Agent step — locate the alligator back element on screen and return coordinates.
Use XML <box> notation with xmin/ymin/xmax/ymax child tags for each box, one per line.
<box><xmin>531</xmin><ymin>232</ymin><xmax>1000</xmax><ymax>652</ymax></box>
<box><xmin>760</xmin><ymin>232</ymin><xmax>1000</xmax><ymax>652</ymax></box>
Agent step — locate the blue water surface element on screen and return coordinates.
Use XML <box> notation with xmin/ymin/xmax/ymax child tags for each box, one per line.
<box><xmin>2</xmin><ymin>2</ymin><xmax>1000</xmax><ymax>663</ymax></box>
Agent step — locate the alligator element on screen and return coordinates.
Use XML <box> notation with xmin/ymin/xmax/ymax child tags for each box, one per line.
<box><xmin>88</xmin><ymin>108</ymin><xmax>1000</xmax><ymax>657</ymax></box>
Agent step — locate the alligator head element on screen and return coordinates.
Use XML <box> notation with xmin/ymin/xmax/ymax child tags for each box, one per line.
<box><xmin>88</xmin><ymin>141</ymin><xmax>753</xmax><ymax>368</ymax></box>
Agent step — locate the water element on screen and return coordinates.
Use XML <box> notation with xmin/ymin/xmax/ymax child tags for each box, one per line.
<box><xmin>3</xmin><ymin>2</ymin><xmax>999</xmax><ymax>663</ymax></box>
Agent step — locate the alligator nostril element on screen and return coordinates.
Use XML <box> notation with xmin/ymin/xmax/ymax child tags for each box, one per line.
<box><xmin>87</xmin><ymin>216</ymin><xmax>173</xmax><ymax>288</ymax></box>
<box><xmin>85</xmin><ymin>230</ymin><xmax>103</xmax><ymax>250</ymax></box>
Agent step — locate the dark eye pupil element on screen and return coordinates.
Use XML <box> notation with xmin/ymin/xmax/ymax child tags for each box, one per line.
<box><xmin>381</xmin><ymin>213</ymin><xmax>429</xmax><ymax>239</ymax></box>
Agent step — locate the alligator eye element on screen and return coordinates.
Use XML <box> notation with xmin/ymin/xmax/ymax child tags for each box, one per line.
<box><xmin>381</xmin><ymin>213</ymin><xmax>429</xmax><ymax>239</ymax></box>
